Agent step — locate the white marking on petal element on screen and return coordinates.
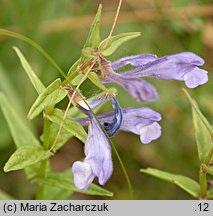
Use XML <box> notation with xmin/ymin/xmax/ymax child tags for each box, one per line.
<box><xmin>140</xmin><ymin>122</ymin><xmax>161</xmax><ymax>144</ymax></box>
<box><xmin>183</xmin><ymin>68</ymin><xmax>208</xmax><ymax>88</ymax></box>
<box><xmin>72</xmin><ymin>161</ymin><xmax>95</xmax><ymax>191</ymax></box>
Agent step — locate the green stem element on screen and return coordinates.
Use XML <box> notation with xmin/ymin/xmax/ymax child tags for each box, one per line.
<box><xmin>109</xmin><ymin>139</ymin><xmax>134</xmax><ymax>199</ymax></box>
<box><xmin>36</xmin><ymin>160</ymin><xmax>48</xmax><ymax>200</ymax></box>
<box><xmin>199</xmin><ymin>142</ymin><xmax>213</xmax><ymax>200</ymax></box>
<box><xmin>36</xmin><ymin>116</ymin><xmax>51</xmax><ymax>200</ymax></box>
<box><xmin>199</xmin><ymin>165</ymin><xmax>207</xmax><ymax>199</ymax></box>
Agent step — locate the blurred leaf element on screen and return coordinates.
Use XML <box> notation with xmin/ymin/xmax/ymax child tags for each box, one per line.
<box><xmin>46</xmin><ymin>108</ymin><xmax>87</xmax><ymax>143</ymax></box>
<box><xmin>88</xmin><ymin>72</ymin><xmax>113</xmax><ymax>93</ymax></box>
<box><xmin>71</xmin><ymin>74</ymin><xmax>84</xmax><ymax>86</ymax></box>
<box><xmin>206</xmin><ymin>166</ymin><xmax>213</xmax><ymax>176</ymax></box>
<box><xmin>49</xmin><ymin>123</ymin><xmax>73</xmax><ymax>152</ymax></box>
<box><xmin>0</xmin><ymin>64</ymin><xmax>24</xmax><ymax>114</ymax></box>
<box><xmin>79</xmin><ymin>78</ymin><xmax>102</xmax><ymax>99</ymax></box>
<box><xmin>79</xmin><ymin>75</ymin><xmax>116</xmax><ymax>99</ymax></box>
<box><xmin>0</xmin><ymin>190</ymin><xmax>14</xmax><ymax>200</ymax></box>
<box><xmin>40</xmin><ymin>123</ymin><xmax>73</xmax><ymax>152</ymax></box>
<box><xmin>0</xmin><ymin>92</ymin><xmax>40</xmax><ymax>148</ymax></box>
<box><xmin>0</xmin><ymin>65</ymin><xmax>22</xmax><ymax>148</ymax></box>
<box><xmin>13</xmin><ymin>47</ymin><xmax>45</xmax><ymax>95</ymax></box>
<box><xmin>183</xmin><ymin>89</ymin><xmax>213</xmax><ymax>162</ymax></box>
<box><xmin>140</xmin><ymin>168</ymin><xmax>200</xmax><ymax>198</ymax></box>
<box><xmin>0</xmin><ymin>28</ymin><xmax>66</xmax><ymax>78</ymax></box>
<box><xmin>82</xmin><ymin>47</ymin><xmax>94</xmax><ymax>57</ymax></box>
<box><xmin>99</xmin><ymin>32</ymin><xmax>141</xmax><ymax>56</ymax></box>
<box><xmin>43</xmin><ymin>168</ymin><xmax>73</xmax><ymax>199</ymax></box>
<box><xmin>28</xmin><ymin>79</ymin><xmax>67</xmax><ymax>119</ymax></box>
<box><xmin>25</xmin><ymin>163</ymin><xmax>41</xmax><ymax>180</ymax></box>
<box><xmin>4</xmin><ymin>145</ymin><xmax>52</xmax><ymax>172</ymax></box>
<box><xmin>192</xmin><ymin>107</ymin><xmax>212</xmax><ymax>162</ymax></box>
<box><xmin>82</xmin><ymin>4</ymin><xmax>102</xmax><ymax>50</ymax></box>
<box><xmin>43</xmin><ymin>185</ymin><xmax>72</xmax><ymax>200</ymax></box>
<box><xmin>37</xmin><ymin>172</ymin><xmax>113</xmax><ymax>197</ymax></box>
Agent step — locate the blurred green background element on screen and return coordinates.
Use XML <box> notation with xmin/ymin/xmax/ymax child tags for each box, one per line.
<box><xmin>0</xmin><ymin>0</ymin><xmax>212</xmax><ymax>199</ymax></box>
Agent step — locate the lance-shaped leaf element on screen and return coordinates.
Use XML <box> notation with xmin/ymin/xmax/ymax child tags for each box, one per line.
<box><xmin>183</xmin><ymin>89</ymin><xmax>213</xmax><ymax>162</ymax></box>
<box><xmin>13</xmin><ymin>47</ymin><xmax>45</xmax><ymax>95</ymax></box>
<box><xmin>28</xmin><ymin>79</ymin><xmax>67</xmax><ymax>119</ymax></box>
<box><xmin>99</xmin><ymin>32</ymin><xmax>141</xmax><ymax>56</ymax></box>
<box><xmin>4</xmin><ymin>145</ymin><xmax>52</xmax><ymax>172</ymax></box>
<box><xmin>37</xmin><ymin>172</ymin><xmax>113</xmax><ymax>197</ymax></box>
<box><xmin>82</xmin><ymin>4</ymin><xmax>102</xmax><ymax>50</ymax></box>
<box><xmin>0</xmin><ymin>92</ymin><xmax>40</xmax><ymax>148</ymax></box>
<box><xmin>46</xmin><ymin>108</ymin><xmax>87</xmax><ymax>143</ymax></box>
<box><xmin>140</xmin><ymin>168</ymin><xmax>200</xmax><ymax>198</ymax></box>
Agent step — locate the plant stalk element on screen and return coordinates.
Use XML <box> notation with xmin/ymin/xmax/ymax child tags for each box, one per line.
<box><xmin>199</xmin><ymin>165</ymin><xmax>207</xmax><ymax>199</ymax></box>
<box><xmin>36</xmin><ymin>116</ymin><xmax>51</xmax><ymax>200</ymax></box>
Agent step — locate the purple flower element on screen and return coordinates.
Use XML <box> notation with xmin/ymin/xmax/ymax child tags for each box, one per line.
<box><xmin>103</xmin><ymin>96</ymin><xmax>123</xmax><ymax>137</ymax></box>
<box><xmin>72</xmin><ymin>111</ymin><xmax>113</xmax><ymax>191</ymax></box>
<box><xmin>69</xmin><ymin>91</ymin><xmax>161</xmax><ymax>191</ymax></box>
<box><xmin>104</xmin><ymin>52</ymin><xmax>208</xmax><ymax>102</ymax></box>
<box><xmin>74</xmin><ymin>107</ymin><xmax>162</xmax><ymax>144</ymax></box>
<box><xmin>71</xmin><ymin>96</ymin><xmax>122</xmax><ymax>191</ymax></box>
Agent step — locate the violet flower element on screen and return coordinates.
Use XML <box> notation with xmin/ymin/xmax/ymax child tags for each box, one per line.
<box><xmin>71</xmin><ymin>94</ymin><xmax>161</xmax><ymax>190</ymax></box>
<box><xmin>103</xmin><ymin>52</ymin><xmax>208</xmax><ymax>102</ymax></box>
<box><xmin>72</xmin><ymin>96</ymin><xmax>122</xmax><ymax>191</ymax></box>
<box><xmin>72</xmin><ymin>111</ymin><xmax>113</xmax><ymax>191</ymax></box>
<box><xmin>74</xmin><ymin>107</ymin><xmax>161</xmax><ymax>144</ymax></box>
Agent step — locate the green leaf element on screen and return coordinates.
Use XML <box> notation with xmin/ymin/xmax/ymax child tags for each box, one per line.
<box><xmin>88</xmin><ymin>72</ymin><xmax>113</xmax><ymax>93</ymax></box>
<box><xmin>67</xmin><ymin>58</ymin><xmax>80</xmax><ymax>78</ymax></box>
<box><xmin>99</xmin><ymin>32</ymin><xmax>141</xmax><ymax>56</ymax></box>
<box><xmin>192</xmin><ymin>107</ymin><xmax>212</xmax><ymax>162</ymax></box>
<box><xmin>28</xmin><ymin>79</ymin><xmax>67</xmax><ymax>119</ymax></box>
<box><xmin>0</xmin><ymin>64</ymin><xmax>32</xmax><ymax>149</ymax></box>
<box><xmin>46</xmin><ymin>108</ymin><xmax>87</xmax><ymax>143</ymax></box>
<box><xmin>4</xmin><ymin>145</ymin><xmax>52</xmax><ymax>172</ymax></box>
<box><xmin>71</xmin><ymin>74</ymin><xmax>84</xmax><ymax>86</ymax></box>
<box><xmin>183</xmin><ymin>89</ymin><xmax>213</xmax><ymax>162</ymax></box>
<box><xmin>140</xmin><ymin>168</ymin><xmax>200</xmax><ymax>198</ymax></box>
<box><xmin>43</xmin><ymin>185</ymin><xmax>72</xmax><ymax>200</ymax></box>
<box><xmin>13</xmin><ymin>47</ymin><xmax>45</xmax><ymax>95</ymax></box>
<box><xmin>79</xmin><ymin>74</ymin><xmax>116</xmax><ymax>99</ymax></box>
<box><xmin>206</xmin><ymin>166</ymin><xmax>213</xmax><ymax>176</ymax></box>
<box><xmin>37</xmin><ymin>172</ymin><xmax>113</xmax><ymax>197</ymax></box>
<box><xmin>0</xmin><ymin>64</ymin><xmax>25</xmax><ymax>115</ymax></box>
<box><xmin>0</xmin><ymin>190</ymin><xmax>14</xmax><ymax>200</ymax></box>
<box><xmin>25</xmin><ymin>163</ymin><xmax>41</xmax><ymax>180</ymax></box>
<box><xmin>49</xmin><ymin>123</ymin><xmax>74</xmax><ymax>152</ymax></box>
<box><xmin>79</xmin><ymin>78</ymin><xmax>102</xmax><ymax>98</ymax></box>
<box><xmin>83</xmin><ymin>4</ymin><xmax>102</xmax><ymax>50</ymax></box>
<box><xmin>0</xmin><ymin>92</ymin><xmax>40</xmax><ymax>148</ymax></box>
